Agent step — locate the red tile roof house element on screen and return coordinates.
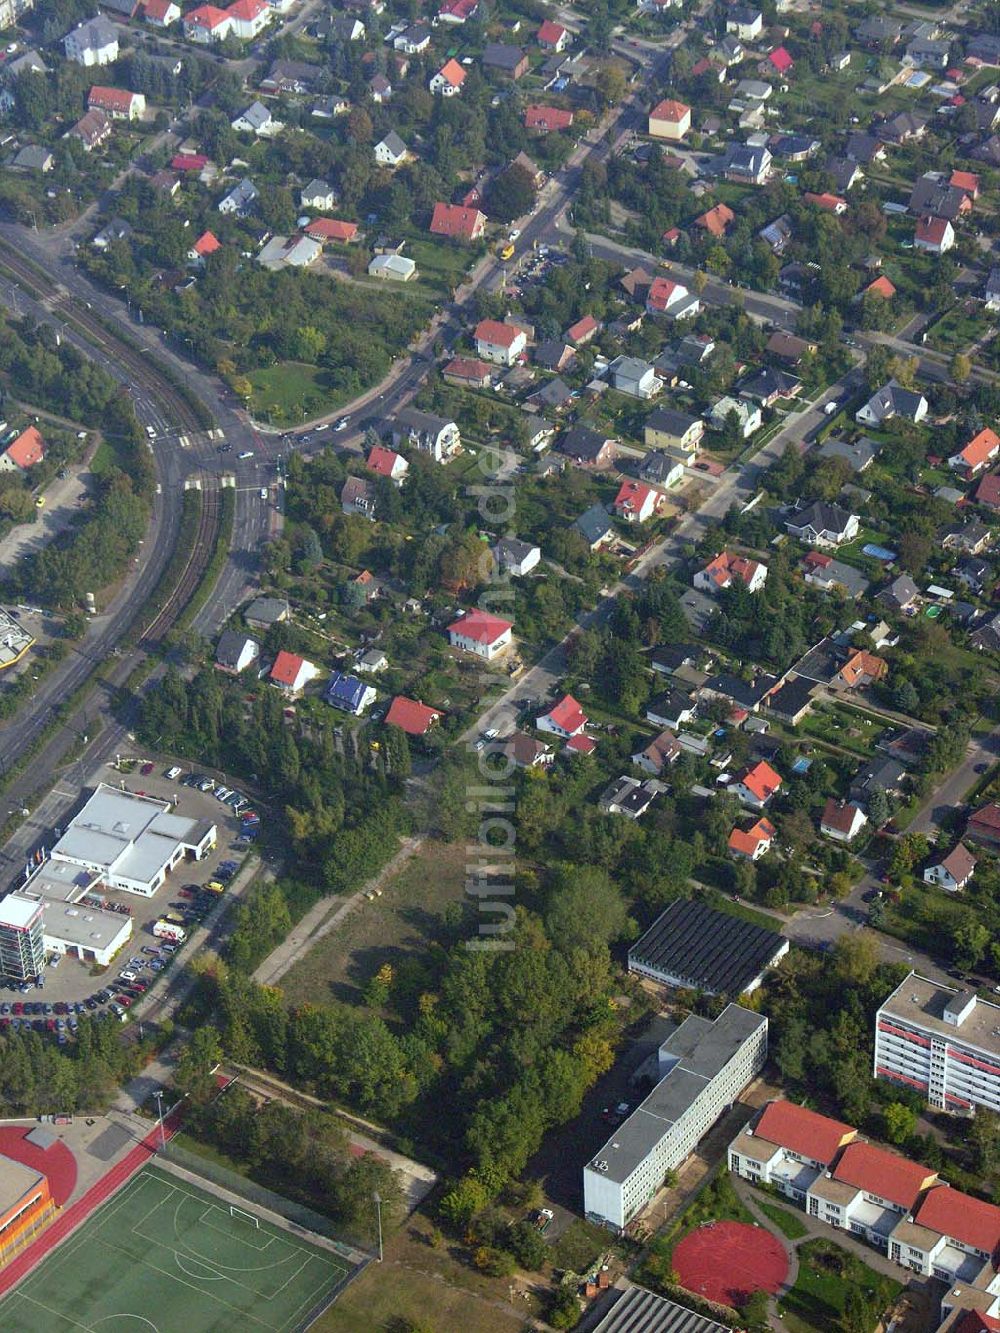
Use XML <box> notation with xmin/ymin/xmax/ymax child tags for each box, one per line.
<box><xmin>305</xmin><ymin>218</ymin><xmax>359</xmax><ymax>244</ymax></box>
<box><xmin>524</xmin><ymin>105</ymin><xmax>574</xmax><ymax>133</ymax></box>
<box><xmin>803</xmin><ymin>191</ymin><xmax>848</xmax><ymax>215</ymax></box>
<box><xmin>950</xmin><ymin>169</ymin><xmax>981</xmax><ymax>199</ymax></box>
<box><xmin>430</xmin><ymin>57</ymin><xmax>467</xmax><ymax>96</ymax></box>
<box><xmin>269</xmin><ymin>650</ymin><xmax>319</xmax><ymax>696</ymax></box>
<box><xmin>366</xmin><ymin>445</ymin><xmax>408</xmax><ymax>485</ymax></box>
<box><xmin>732</xmin><ymin>760</ymin><xmax>782</xmax><ymax>810</ymax></box>
<box><xmin>813</xmin><ymin>1142</ymin><xmax>939</xmax><ymax>1244</ymax></box>
<box><xmin>143</xmin><ymin>0</ymin><xmax>181</xmax><ymax>26</ymax></box>
<box><xmin>950</xmin><ymin>427</ymin><xmax>1000</xmax><ymax>478</ymax></box>
<box><xmin>443</xmin><ymin>357</ymin><xmax>492</xmax><ymax>388</ymax></box>
<box><xmin>613</xmin><ymin>479</ymin><xmax>661</xmax><ymax>523</ymax></box>
<box><xmin>820</xmin><ymin>798</ymin><xmax>868</xmax><ymax>842</ymax></box>
<box><xmin>446</xmin><ymin>609</ymin><xmax>513</xmax><ymax>660</ymax></box>
<box><xmin>911</xmin><ymin>1187</ymin><xmax>1000</xmax><ymax>1274</ymax></box>
<box><xmin>865</xmin><ymin>275</ymin><xmax>897</xmax><ymax>300</ymax></box>
<box><xmin>172</xmin><ymin>153</ymin><xmax>209</xmax><ymax>172</ymax></box>
<box><xmin>695</xmin><ymin>202</ymin><xmax>735</xmax><ymax>237</ymax></box>
<box><xmin>504</xmin><ymin>731</ymin><xmax>554</xmax><ymax>769</ymax></box>
<box><xmin>385</xmin><ymin>695</ymin><xmax>442</xmax><ymax>735</ymax></box>
<box><xmin>536</xmin><ymin>19</ymin><xmax>568</xmax><ymax>51</ymax></box>
<box><xmin>694</xmin><ymin>551</ymin><xmax>767</xmax><ymax>594</ymax></box>
<box><xmin>475</xmin><ymin>318</ymin><xmax>527</xmax><ymax>366</ymax></box>
<box><xmin>915</xmin><ymin>215</ymin><xmax>956</xmax><ymax>254</ymax></box>
<box><xmin>188</xmin><ymin>230</ymin><xmax>221</xmax><ymax>261</ymax></box>
<box><xmin>68</xmin><ymin>108</ymin><xmax>111</xmax><ymax>151</ymax></box>
<box><xmin>835</xmin><ymin>649</ymin><xmax>888</xmax><ymax>689</ymax></box>
<box><xmin>88</xmin><ymin>87</ymin><xmax>146</xmax><ymax>120</ymax></box>
<box><xmin>0</xmin><ymin>426</ymin><xmax>44</xmax><ymax>474</ymax></box>
<box><xmin>966</xmin><ymin>801</ymin><xmax>1000</xmax><ymax>848</ymax></box>
<box><xmin>768</xmin><ymin>45</ymin><xmax>794</xmax><ymax>74</ymax></box>
<box><xmin>536</xmin><ymin>693</ymin><xmax>588</xmax><ymax>738</ymax></box>
<box><xmin>976</xmin><ymin>472</ymin><xmax>1000</xmax><ymax>510</ymax></box>
<box><xmin>566</xmin><ymin>314</ymin><xmax>599</xmax><ymax>345</ymax></box>
<box><xmin>923</xmin><ymin>843</ymin><xmax>977</xmax><ymax>892</ymax></box>
<box><xmin>728</xmin><ymin>816</ymin><xmax>776</xmax><ymax>861</ymax></box>
<box><xmin>429</xmin><ymin>202</ymin><xmax>486</xmax><ymax>241</ymax></box>
<box><xmin>631</xmin><ymin>730</ymin><xmax>681</xmax><ymax>776</ymax></box>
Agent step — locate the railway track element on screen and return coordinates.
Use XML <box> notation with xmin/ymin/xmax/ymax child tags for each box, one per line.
<box><xmin>140</xmin><ymin>488</ymin><xmax>222</xmax><ymax>645</ymax></box>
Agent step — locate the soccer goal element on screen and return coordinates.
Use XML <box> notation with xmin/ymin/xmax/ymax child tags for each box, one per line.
<box><xmin>230</xmin><ymin>1205</ymin><xmax>260</xmax><ymax>1229</ymax></box>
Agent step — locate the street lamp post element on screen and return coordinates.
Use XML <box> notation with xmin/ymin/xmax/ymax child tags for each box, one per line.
<box><xmin>373</xmin><ymin>1191</ymin><xmax>383</xmax><ymax>1263</ymax></box>
<box><xmin>153</xmin><ymin>1089</ymin><xmax>166</xmax><ymax>1152</ymax></box>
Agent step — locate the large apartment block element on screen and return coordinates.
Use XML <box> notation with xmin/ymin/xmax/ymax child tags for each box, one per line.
<box><xmin>730</xmin><ymin>1100</ymin><xmax>1000</xmax><ymax>1323</ymax></box>
<box><xmin>875</xmin><ymin>972</ymin><xmax>1000</xmax><ymax>1114</ymax></box>
<box><xmin>585</xmin><ymin>1004</ymin><xmax>766</xmax><ymax>1232</ymax></box>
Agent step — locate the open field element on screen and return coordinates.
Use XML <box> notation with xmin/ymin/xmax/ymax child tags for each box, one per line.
<box><xmin>779</xmin><ymin>1238</ymin><xmax>902</xmax><ymax>1333</ymax></box>
<box><xmin>279</xmin><ymin>839</ymin><xmax>468</xmax><ymax>1008</ymax></box>
<box><xmin>0</xmin><ymin>1164</ymin><xmax>353</xmax><ymax>1333</ymax></box>
<box><xmin>248</xmin><ymin>362</ymin><xmax>347</xmax><ymax>425</ymax></box>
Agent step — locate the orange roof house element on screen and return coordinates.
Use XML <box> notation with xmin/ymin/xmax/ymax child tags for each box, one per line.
<box><xmin>728</xmin><ymin>816</ymin><xmax>776</xmax><ymax>860</ymax></box>
<box><xmin>191</xmin><ymin>230</ymin><xmax>221</xmax><ymax>258</ymax></box>
<box><xmin>695</xmin><ymin>203</ymin><xmax>735</xmax><ymax>237</ymax></box>
<box><xmin>734</xmin><ymin>760</ymin><xmax>782</xmax><ymax>807</ymax></box>
<box><xmin>429</xmin><ymin>202</ymin><xmax>487</xmax><ymax>240</ymax></box>
<box><xmin>951</xmin><ymin>426</ymin><xmax>1000</xmax><ymax>476</ymax></box>
<box><xmin>949</xmin><ymin>169</ymin><xmax>980</xmax><ymax>198</ymax></box>
<box><xmin>836</xmin><ymin>650</ymin><xmax>888</xmax><ymax>689</ymax></box>
<box><xmin>1</xmin><ymin>427</ymin><xmax>45</xmax><ymax>471</ymax></box>
<box><xmin>385</xmin><ymin>696</ymin><xmax>443</xmax><ymax>735</ymax></box>
<box><xmin>305</xmin><ymin>218</ymin><xmax>358</xmax><ymax>243</ymax></box>
<box><xmin>753</xmin><ymin>1101</ymin><xmax>858</xmax><ymax>1165</ymax></box>
<box><xmin>865</xmin><ymin>275</ymin><xmax>896</xmax><ymax>299</ymax></box>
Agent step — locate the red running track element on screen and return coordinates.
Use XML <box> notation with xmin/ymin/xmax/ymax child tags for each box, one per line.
<box><xmin>0</xmin><ymin>1104</ymin><xmax>184</xmax><ymax>1301</ymax></box>
<box><xmin>672</xmin><ymin>1219</ymin><xmax>788</xmax><ymax>1309</ymax></box>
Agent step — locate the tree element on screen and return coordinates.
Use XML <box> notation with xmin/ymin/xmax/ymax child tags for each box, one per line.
<box><xmin>952</xmin><ymin>352</ymin><xmax>973</xmax><ymax>384</ymax></box>
<box><xmin>484</xmin><ymin>162</ymin><xmax>536</xmax><ymax>223</ymax></box>
<box><xmin>969</xmin><ymin>1109</ymin><xmax>1000</xmax><ymax>1173</ymax></box>
<box><xmin>866</xmin><ymin>787</ymin><xmax>889</xmax><ymax>830</ymax></box>
<box><xmin>953</xmin><ymin>921</ymin><xmax>990</xmax><ymax>971</ymax></box>
<box><xmin>175</xmin><ymin>1027</ymin><xmax>223</xmax><ymax>1103</ymax></box>
<box><xmin>883</xmin><ymin>1101</ymin><xmax>917</xmax><ymax>1145</ymax></box>
<box><xmin>544</xmin><ymin>865</ymin><xmax>630</xmax><ymax>955</ymax></box>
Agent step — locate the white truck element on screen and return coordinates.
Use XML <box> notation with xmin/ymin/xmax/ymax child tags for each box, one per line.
<box><xmin>153</xmin><ymin>920</ymin><xmax>187</xmax><ymax>943</ymax></box>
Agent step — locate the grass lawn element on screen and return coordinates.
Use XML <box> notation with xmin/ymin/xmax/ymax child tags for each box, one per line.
<box><xmin>402</xmin><ymin>235</ymin><xmax>480</xmax><ymax>298</ymax></box>
<box><xmin>248</xmin><ymin>362</ymin><xmax>347</xmax><ymax>425</ymax></box>
<box><xmin>279</xmin><ymin>839</ymin><xmax>468</xmax><ymax>1009</ymax></box>
<box><xmin>548</xmin><ymin>1219</ymin><xmax>608</xmax><ymax>1274</ymax></box>
<box><xmin>754</xmin><ymin>1199</ymin><xmax>809</xmax><ymax>1241</ymax></box>
<box><xmin>880</xmin><ymin>879</ymin><xmax>980</xmax><ymax>955</ymax></box>
<box><xmin>798</xmin><ymin>701</ymin><xmax>885</xmax><ymax>759</ymax></box>
<box><xmin>779</xmin><ymin>1238</ymin><xmax>902</xmax><ymax>1333</ymax></box>
<box><xmin>925</xmin><ymin>304</ymin><xmax>996</xmax><ymax>355</ymax></box>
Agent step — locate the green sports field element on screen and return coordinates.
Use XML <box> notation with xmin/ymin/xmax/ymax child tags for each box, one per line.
<box><xmin>0</xmin><ymin>1164</ymin><xmax>354</xmax><ymax>1332</ymax></box>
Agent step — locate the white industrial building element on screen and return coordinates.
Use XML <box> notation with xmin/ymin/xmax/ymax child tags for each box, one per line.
<box><xmin>48</xmin><ymin>785</ymin><xmax>216</xmax><ymax>898</ymax></box>
<box><xmin>584</xmin><ymin>1005</ymin><xmax>767</xmax><ymax>1232</ymax></box>
<box><xmin>875</xmin><ymin>972</ymin><xmax>1000</xmax><ymax>1115</ymax></box>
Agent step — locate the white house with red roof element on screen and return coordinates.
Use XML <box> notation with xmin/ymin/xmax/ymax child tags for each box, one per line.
<box><xmin>809</xmin><ymin>1142</ymin><xmax>938</xmax><ymax>1244</ymax></box>
<box><xmin>366</xmin><ymin>445</ymin><xmax>408</xmax><ymax>485</ymax></box>
<box><xmin>729</xmin><ymin>1100</ymin><xmax>858</xmax><ymax>1202</ymax></box>
<box><xmin>915</xmin><ymin>215</ymin><xmax>955</xmax><ymax>254</ymax></box>
<box><xmin>820</xmin><ymin>798</ymin><xmax>867</xmax><ymax>842</ymax></box>
<box><xmin>430</xmin><ymin>58</ymin><xmax>467</xmax><ymax>95</ymax></box>
<box><xmin>537</xmin><ymin>693</ymin><xmax>588</xmax><ymax>739</ymax></box>
<box><xmin>475</xmin><ymin>319</ymin><xmax>527</xmax><ymax>365</ymax></box>
<box><xmin>385</xmin><ymin>696</ymin><xmax>442</xmax><ymax>735</ymax></box>
<box><xmin>536</xmin><ymin>19</ymin><xmax>568</xmax><ymax>50</ymax></box>
<box><xmin>438</xmin><ymin>0</ymin><xmax>478</xmax><ymax>22</ymax></box>
<box><xmin>728</xmin><ymin>816</ymin><xmax>776</xmax><ymax>861</ymax></box>
<box><xmin>447</xmin><ymin>609</ymin><xmax>513</xmax><ymax>659</ymax></box>
<box><xmin>645</xmin><ymin>276</ymin><xmax>700</xmax><ymax>319</ymax></box>
<box><xmin>305</xmin><ymin>218</ymin><xmax>359</xmax><ymax>244</ymax></box>
<box><xmin>923</xmin><ymin>843</ymin><xmax>977</xmax><ymax>892</ymax></box>
<box><xmin>613</xmin><ymin>480</ymin><xmax>661</xmax><ymax>523</ymax></box>
<box><xmin>648</xmin><ymin>98</ymin><xmax>691</xmax><ymax>140</ymax></box>
<box><xmin>143</xmin><ymin>0</ymin><xmax>181</xmax><ymax>25</ymax></box>
<box><xmin>183</xmin><ymin>5</ymin><xmax>232</xmax><ymax>41</ymax></box>
<box><xmin>524</xmin><ymin>105</ymin><xmax>575</xmax><ymax>133</ymax></box>
<box><xmin>949</xmin><ymin>427</ymin><xmax>1000</xmax><ymax>478</ymax></box>
<box><xmin>732</xmin><ymin>760</ymin><xmax>782</xmax><ymax>809</ymax></box>
<box><xmin>188</xmin><ymin>230</ymin><xmax>221</xmax><ymax>262</ymax></box>
<box><xmin>88</xmin><ymin>87</ymin><xmax>146</xmax><ymax>120</ymax></box>
<box><xmin>429</xmin><ymin>202</ymin><xmax>486</xmax><ymax>241</ymax></box>
<box><xmin>694</xmin><ymin>551</ymin><xmax>767</xmax><ymax>595</ymax></box>
<box><xmin>269</xmin><ymin>651</ymin><xmax>319</xmax><ymax>696</ymax></box>
<box><xmin>226</xmin><ymin>0</ymin><xmax>271</xmax><ymax>39</ymax></box>
<box><xmin>0</xmin><ymin>427</ymin><xmax>44</xmax><ymax>473</ymax></box>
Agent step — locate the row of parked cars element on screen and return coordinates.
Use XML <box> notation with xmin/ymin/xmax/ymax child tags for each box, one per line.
<box><xmin>180</xmin><ymin>772</ymin><xmax>251</xmax><ymax>815</ymax></box>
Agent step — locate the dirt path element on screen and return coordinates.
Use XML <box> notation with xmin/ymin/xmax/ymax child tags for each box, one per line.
<box><xmin>252</xmin><ymin>835</ymin><xmax>424</xmax><ymax>987</ymax></box>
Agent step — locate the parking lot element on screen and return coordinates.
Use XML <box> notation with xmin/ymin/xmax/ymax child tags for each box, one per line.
<box><xmin>0</xmin><ymin>757</ymin><xmax>262</xmax><ymax>1035</ymax></box>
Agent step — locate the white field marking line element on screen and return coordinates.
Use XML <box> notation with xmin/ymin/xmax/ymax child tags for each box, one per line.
<box><xmin>91</xmin><ymin>1316</ymin><xmax>159</xmax><ymax>1331</ymax></box>
<box><xmin>104</xmin><ymin>1249</ymin><xmax>282</xmax><ymax>1332</ymax></box>
<box><xmin>259</xmin><ymin>1254</ymin><xmax>310</xmax><ymax>1300</ymax></box>
<box><xmin>148</xmin><ymin>1179</ymin><xmax>307</xmax><ymax>1275</ymax></box>
<box><xmin>174</xmin><ymin>1251</ymin><xmax>225</xmax><ymax>1282</ymax></box>
<box><xmin>9</xmin><ymin>1290</ymin><xmax>91</xmax><ymax>1331</ymax></box>
<box><xmin>277</xmin><ymin>1259</ymin><xmax>351</xmax><ymax>1333</ymax></box>
<box><xmin>198</xmin><ymin>1205</ymin><xmax>274</xmax><ymax>1252</ymax></box>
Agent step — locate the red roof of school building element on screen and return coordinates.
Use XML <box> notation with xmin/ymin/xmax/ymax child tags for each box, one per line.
<box><xmin>915</xmin><ymin>1186</ymin><xmax>1000</xmax><ymax>1256</ymax></box>
<box><xmin>171</xmin><ymin>153</ymin><xmax>208</xmax><ymax>171</ymax></box>
<box><xmin>650</xmin><ymin>98</ymin><xmax>690</xmax><ymax>123</ymax></box>
<box><xmin>385</xmin><ymin>696</ymin><xmax>442</xmax><ymax>735</ymax></box>
<box><xmin>88</xmin><ymin>87</ymin><xmax>139</xmax><ymax>113</ymax></box>
<box><xmin>754</xmin><ymin>1101</ymin><xmax>856</xmax><ymax>1165</ymax></box>
<box><xmin>543</xmin><ymin>693</ymin><xmax>588</xmax><ymax>734</ymax></box>
<box><xmin>185</xmin><ymin>5</ymin><xmax>229</xmax><ymax>29</ymax></box>
<box><xmin>958</xmin><ymin>427</ymin><xmax>1000</xmax><ymax>470</ymax></box>
<box><xmin>475</xmin><ymin>319</ymin><xmax>521</xmax><ymax>348</ymax></box>
<box><xmin>429</xmin><ymin>202</ymin><xmax>485</xmax><ymax>239</ymax></box>
<box><xmin>305</xmin><ymin>217</ymin><xmax>358</xmax><ymax>242</ymax></box>
<box><xmin>524</xmin><ymin>104</ymin><xmax>575</xmax><ymax>132</ymax></box>
<box><xmin>865</xmin><ymin>275</ymin><xmax>896</xmax><ymax>299</ymax></box>
<box><xmin>366</xmin><ymin>445</ymin><xmax>404</xmax><ymax>477</ymax></box>
<box><xmin>192</xmin><ymin>230</ymin><xmax>220</xmax><ymax>257</ymax></box>
<box><xmin>270</xmin><ymin>650</ymin><xmax>306</xmax><ymax>687</ymax></box>
<box><xmin>832</xmin><ymin>1142</ymin><xmax>937</xmax><ymax>1210</ymax></box>
<box><xmin>769</xmin><ymin>46</ymin><xmax>794</xmax><ymax>73</ymax></box>
<box><xmin>536</xmin><ymin>19</ymin><xmax>566</xmax><ymax>44</ymax></box>
<box><xmin>976</xmin><ymin>472</ymin><xmax>1000</xmax><ymax>508</ymax></box>
<box><xmin>447</xmin><ymin>609</ymin><xmax>513</xmax><ymax>645</ymax></box>
<box><xmin>738</xmin><ymin>760</ymin><xmax>782</xmax><ymax>803</ymax></box>
<box><xmin>4</xmin><ymin>427</ymin><xmax>44</xmax><ymax>469</ymax></box>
